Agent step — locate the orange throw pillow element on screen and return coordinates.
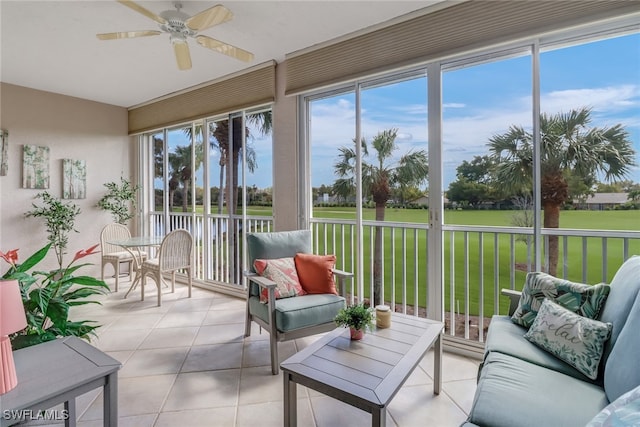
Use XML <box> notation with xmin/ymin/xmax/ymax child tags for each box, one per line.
<box><xmin>294</xmin><ymin>253</ymin><xmax>337</xmax><ymax>295</ymax></box>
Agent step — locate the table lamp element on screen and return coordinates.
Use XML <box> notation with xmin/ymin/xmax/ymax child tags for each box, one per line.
<box><xmin>0</xmin><ymin>279</ymin><xmax>27</xmax><ymax>394</ymax></box>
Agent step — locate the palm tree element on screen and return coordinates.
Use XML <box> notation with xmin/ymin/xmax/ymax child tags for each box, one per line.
<box><xmin>211</xmin><ymin>115</ymin><xmax>263</xmax><ymax>213</ymax></box>
<box><xmin>168</xmin><ymin>142</ymin><xmax>204</xmax><ymax>212</ymax></box>
<box><xmin>212</xmin><ymin>112</ymin><xmax>271</xmax><ymax>283</ymax></box>
<box><xmin>335</xmin><ymin>128</ymin><xmax>428</xmax><ymax>305</ymax></box>
<box><xmin>489</xmin><ymin>107</ymin><xmax>635</xmax><ymax>275</ymax></box>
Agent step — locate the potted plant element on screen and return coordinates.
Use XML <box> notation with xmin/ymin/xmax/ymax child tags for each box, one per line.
<box><xmin>25</xmin><ymin>191</ymin><xmax>81</xmax><ymax>269</ymax></box>
<box><xmin>334</xmin><ymin>303</ymin><xmax>374</xmax><ymax>340</ymax></box>
<box><xmin>0</xmin><ymin>243</ymin><xmax>109</xmax><ymax>349</ymax></box>
<box><xmin>97</xmin><ymin>177</ymin><xmax>140</xmax><ymax>225</ymax></box>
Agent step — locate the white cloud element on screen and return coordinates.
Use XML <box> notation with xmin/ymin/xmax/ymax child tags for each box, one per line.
<box><xmin>541</xmin><ymin>85</ymin><xmax>640</xmax><ymax>115</ymax></box>
<box><xmin>308</xmin><ymin>84</ymin><xmax>640</xmax><ymax>186</ymax></box>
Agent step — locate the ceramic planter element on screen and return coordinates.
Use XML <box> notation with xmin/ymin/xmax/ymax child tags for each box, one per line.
<box><xmin>349</xmin><ymin>327</ymin><xmax>364</xmax><ymax>340</ymax></box>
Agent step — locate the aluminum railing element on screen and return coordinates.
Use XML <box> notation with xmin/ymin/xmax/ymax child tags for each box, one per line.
<box><xmin>149</xmin><ymin>212</ymin><xmax>273</xmax><ymax>283</ymax></box>
<box><xmin>147</xmin><ymin>212</ymin><xmax>639</xmax><ymax>345</ymax></box>
<box><xmin>311</xmin><ymin>218</ymin><xmax>640</xmax><ymax>344</ymax></box>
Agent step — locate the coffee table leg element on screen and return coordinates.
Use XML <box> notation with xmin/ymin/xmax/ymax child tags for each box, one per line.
<box><xmin>64</xmin><ymin>399</ymin><xmax>76</xmax><ymax>427</ymax></box>
<box><xmin>372</xmin><ymin>407</ymin><xmax>386</xmax><ymax>427</ymax></box>
<box><xmin>283</xmin><ymin>372</ymin><xmax>297</xmax><ymax>427</ymax></box>
<box><xmin>434</xmin><ymin>332</ymin><xmax>442</xmax><ymax>395</ymax></box>
<box><xmin>103</xmin><ymin>372</ymin><xmax>118</xmax><ymax>427</ymax></box>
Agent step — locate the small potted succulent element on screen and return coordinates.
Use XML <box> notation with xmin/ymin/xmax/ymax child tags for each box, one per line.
<box><xmin>334</xmin><ymin>302</ymin><xmax>374</xmax><ymax>340</ymax></box>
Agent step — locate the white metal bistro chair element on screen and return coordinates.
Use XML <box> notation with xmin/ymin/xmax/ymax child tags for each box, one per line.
<box><xmin>100</xmin><ymin>223</ymin><xmax>146</xmax><ymax>292</ymax></box>
<box><xmin>140</xmin><ymin>229</ymin><xmax>193</xmax><ymax>306</ymax></box>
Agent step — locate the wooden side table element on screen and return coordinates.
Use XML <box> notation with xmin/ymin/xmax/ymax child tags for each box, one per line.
<box><xmin>0</xmin><ymin>337</ymin><xmax>121</xmax><ymax>427</ymax></box>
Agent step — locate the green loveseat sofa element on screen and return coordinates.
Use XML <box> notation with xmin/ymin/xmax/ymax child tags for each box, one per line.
<box><xmin>463</xmin><ymin>255</ymin><xmax>640</xmax><ymax>427</ymax></box>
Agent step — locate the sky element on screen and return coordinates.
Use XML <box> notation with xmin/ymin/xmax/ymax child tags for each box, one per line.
<box><xmin>192</xmin><ymin>32</ymin><xmax>640</xmax><ymax>194</ymax></box>
<box><xmin>299</xmin><ymin>32</ymin><xmax>640</xmax><ymax>190</ymax></box>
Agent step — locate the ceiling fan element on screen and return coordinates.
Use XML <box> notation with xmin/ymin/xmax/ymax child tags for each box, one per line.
<box><xmin>97</xmin><ymin>0</ymin><xmax>254</xmax><ymax>70</ymax></box>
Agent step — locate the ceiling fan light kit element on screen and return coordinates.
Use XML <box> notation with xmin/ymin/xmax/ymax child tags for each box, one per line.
<box><xmin>96</xmin><ymin>0</ymin><xmax>254</xmax><ymax>70</ymax></box>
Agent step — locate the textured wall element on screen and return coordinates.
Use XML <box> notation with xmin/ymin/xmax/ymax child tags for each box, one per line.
<box><xmin>0</xmin><ymin>83</ymin><xmax>131</xmax><ymax>276</ymax></box>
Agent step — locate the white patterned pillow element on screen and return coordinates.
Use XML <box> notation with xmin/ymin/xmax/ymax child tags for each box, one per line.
<box><xmin>524</xmin><ymin>298</ymin><xmax>612</xmax><ymax>380</ymax></box>
<box><xmin>254</xmin><ymin>257</ymin><xmax>306</xmax><ymax>303</ymax></box>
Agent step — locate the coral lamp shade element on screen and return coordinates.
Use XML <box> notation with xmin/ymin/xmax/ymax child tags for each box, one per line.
<box><xmin>0</xmin><ymin>279</ymin><xmax>27</xmax><ymax>394</ymax></box>
<box><xmin>1</xmin><ymin>280</ymin><xmax>27</xmax><ymax>335</ymax></box>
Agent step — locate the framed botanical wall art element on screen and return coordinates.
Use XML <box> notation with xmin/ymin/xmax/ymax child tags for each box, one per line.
<box><xmin>0</xmin><ymin>129</ymin><xmax>7</xmax><ymax>176</ymax></box>
<box><xmin>22</xmin><ymin>145</ymin><xmax>50</xmax><ymax>189</ymax></box>
<box><xmin>63</xmin><ymin>159</ymin><xmax>86</xmax><ymax>199</ymax></box>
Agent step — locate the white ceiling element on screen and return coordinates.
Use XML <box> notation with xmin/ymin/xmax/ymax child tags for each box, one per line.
<box><xmin>0</xmin><ymin>1</ymin><xmax>444</xmax><ymax>108</ymax></box>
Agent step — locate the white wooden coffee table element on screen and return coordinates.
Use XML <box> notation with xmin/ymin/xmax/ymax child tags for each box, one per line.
<box><xmin>281</xmin><ymin>313</ymin><xmax>443</xmax><ymax>427</ymax></box>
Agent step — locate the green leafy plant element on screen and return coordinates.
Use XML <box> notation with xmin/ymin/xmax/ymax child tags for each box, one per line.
<box><xmin>1</xmin><ymin>243</ymin><xmax>109</xmax><ymax>350</ymax></box>
<box><xmin>97</xmin><ymin>177</ymin><xmax>140</xmax><ymax>224</ymax></box>
<box><xmin>334</xmin><ymin>303</ymin><xmax>374</xmax><ymax>331</ymax></box>
<box><xmin>25</xmin><ymin>191</ymin><xmax>81</xmax><ymax>268</ymax></box>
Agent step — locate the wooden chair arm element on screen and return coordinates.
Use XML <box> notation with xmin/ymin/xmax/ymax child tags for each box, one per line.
<box><xmin>247</xmin><ymin>274</ymin><xmax>277</xmax><ymax>289</ymax></box>
<box><xmin>501</xmin><ymin>288</ymin><xmax>522</xmax><ymax>316</ymax></box>
<box><xmin>332</xmin><ymin>269</ymin><xmax>353</xmax><ymax>299</ymax></box>
<box><xmin>332</xmin><ymin>269</ymin><xmax>353</xmax><ymax>279</ymax></box>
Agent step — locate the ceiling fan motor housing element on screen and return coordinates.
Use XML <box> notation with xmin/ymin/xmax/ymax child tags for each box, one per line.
<box><xmin>160</xmin><ymin>9</ymin><xmax>196</xmax><ymax>41</ymax></box>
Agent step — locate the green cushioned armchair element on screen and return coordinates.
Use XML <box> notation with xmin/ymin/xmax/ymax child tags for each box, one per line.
<box><xmin>244</xmin><ymin>230</ymin><xmax>353</xmax><ymax>374</ymax></box>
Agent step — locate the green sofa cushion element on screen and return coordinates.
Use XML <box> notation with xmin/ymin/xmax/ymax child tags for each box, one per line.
<box><xmin>484</xmin><ymin>315</ymin><xmax>593</xmax><ymax>382</ymax></box>
<box><xmin>248</xmin><ymin>293</ymin><xmax>345</xmax><ymax>332</ymax></box>
<box><xmin>604</xmin><ymin>291</ymin><xmax>640</xmax><ymax>402</ymax></box>
<box><xmin>247</xmin><ymin>230</ymin><xmax>311</xmax><ymax>271</ymax></box>
<box><xmin>469</xmin><ymin>352</ymin><xmax>609</xmax><ymax>427</ymax></box>
<box><xmin>599</xmin><ymin>256</ymin><xmax>640</xmax><ymax>365</ymax></box>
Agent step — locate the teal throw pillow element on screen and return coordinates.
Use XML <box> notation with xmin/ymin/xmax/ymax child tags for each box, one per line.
<box><xmin>524</xmin><ymin>298</ymin><xmax>612</xmax><ymax>380</ymax></box>
<box><xmin>586</xmin><ymin>384</ymin><xmax>640</xmax><ymax>427</ymax></box>
<box><xmin>511</xmin><ymin>272</ymin><xmax>610</xmax><ymax>328</ymax></box>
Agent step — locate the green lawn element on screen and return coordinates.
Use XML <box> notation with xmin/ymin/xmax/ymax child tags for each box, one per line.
<box><xmin>305</xmin><ymin>207</ymin><xmax>640</xmax><ymax>317</ymax></box>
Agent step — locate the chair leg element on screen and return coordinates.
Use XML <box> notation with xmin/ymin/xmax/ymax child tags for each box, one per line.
<box><xmin>141</xmin><ymin>272</ymin><xmax>145</xmax><ymax>301</ymax></box>
<box><xmin>270</xmin><ymin>332</ymin><xmax>279</xmax><ymax>375</ymax></box>
<box><xmin>187</xmin><ymin>268</ymin><xmax>192</xmax><ymax>298</ymax></box>
<box><xmin>171</xmin><ymin>271</ymin><xmax>176</xmax><ymax>293</ymax></box>
<box><xmin>156</xmin><ymin>271</ymin><xmax>162</xmax><ymax>307</ymax></box>
<box><xmin>114</xmin><ymin>260</ymin><xmax>120</xmax><ymax>292</ymax></box>
<box><xmin>244</xmin><ymin>309</ymin><xmax>252</xmax><ymax>338</ymax></box>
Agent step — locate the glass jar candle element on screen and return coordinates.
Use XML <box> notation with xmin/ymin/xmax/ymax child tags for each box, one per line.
<box><xmin>375</xmin><ymin>305</ymin><xmax>391</xmax><ymax>328</ymax></box>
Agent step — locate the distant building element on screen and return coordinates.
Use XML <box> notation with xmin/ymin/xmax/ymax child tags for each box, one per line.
<box><xmin>315</xmin><ymin>193</ymin><xmax>339</xmax><ymax>205</ymax></box>
<box><xmin>410</xmin><ymin>196</ymin><xmax>429</xmax><ymax>206</ymax></box>
<box><xmin>573</xmin><ymin>193</ymin><xmax>629</xmax><ymax>210</ymax></box>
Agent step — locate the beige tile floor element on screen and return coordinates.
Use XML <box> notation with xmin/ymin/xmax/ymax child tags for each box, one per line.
<box><xmin>30</xmin><ymin>277</ymin><xmax>480</xmax><ymax>427</ymax></box>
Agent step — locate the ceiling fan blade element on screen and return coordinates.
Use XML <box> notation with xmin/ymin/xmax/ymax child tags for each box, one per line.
<box><xmin>196</xmin><ymin>35</ymin><xmax>254</xmax><ymax>62</ymax></box>
<box><xmin>186</xmin><ymin>5</ymin><xmax>233</xmax><ymax>31</ymax></box>
<box><xmin>174</xmin><ymin>42</ymin><xmax>192</xmax><ymax>70</ymax></box>
<box><xmin>117</xmin><ymin>0</ymin><xmax>166</xmax><ymax>25</ymax></box>
<box><xmin>97</xmin><ymin>30</ymin><xmax>161</xmax><ymax>40</ymax></box>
